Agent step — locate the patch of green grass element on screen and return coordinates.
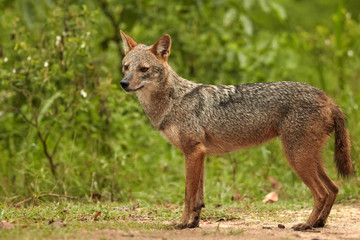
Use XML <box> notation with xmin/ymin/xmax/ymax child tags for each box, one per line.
<box><xmin>0</xmin><ymin>200</ymin><xmax>313</xmax><ymax>240</ymax></box>
<box><xmin>0</xmin><ymin>202</ymin><xmax>175</xmax><ymax>240</ymax></box>
<box><xmin>228</xmin><ymin>229</ymin><xmax>246</xmax><ymax>235</ymax></box>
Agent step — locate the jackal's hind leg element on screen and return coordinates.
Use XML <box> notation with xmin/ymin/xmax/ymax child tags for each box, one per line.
<box><xmin>290</xmin><ymin>159</ymin><xmax>330</xmax><ymax>231</ymax></box>
<box><xmin>313</xmin><ymin>164</ymin><xmax>338</xmax><ymax>228</ymax></box>
<box><xmin>281</xmin><ymin>133</ymin><xmax>331</xmax><ymax>231</ymax></box>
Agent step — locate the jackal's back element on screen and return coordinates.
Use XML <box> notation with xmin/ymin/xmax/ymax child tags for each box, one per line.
<box><xmin>162</xmin><ymin>81</ymin><xmax>334</xmax><ymax>154</ymax></box>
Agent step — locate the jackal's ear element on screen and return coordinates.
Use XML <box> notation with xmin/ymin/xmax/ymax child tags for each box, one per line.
<box><xmin>150</xmin><ymin>34</ymin><xmax>171</xmax><ymax>61</ymax></box>
<box><xmin>120</xmin><ymin>30</ymin><xmax>137</xmax><ymax>55</ymax></box>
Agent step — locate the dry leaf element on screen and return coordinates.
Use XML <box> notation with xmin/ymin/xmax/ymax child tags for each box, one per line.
<box><xmin>94</xmin><ymin>211</ymin><xmax>101</xmax><ymax>220</ymax></box>
<box><xmin>231</xmin><ymin>193</ymin><xmax>243</xmax><ymax>202</ymax></box>
<box><xmin>163</xmin><ymin>203</ymin><xmax>177</xmax><ymax>209</ymax></box>
<box><xmin>269</xmin><ymin>176</ymin><xmax>281</xmax><ymax>190</ymax></box>
<box><xmin>52</xmin><ymin>221</ymin><xmax>66</xmax><ymax>227</ymax></box>
<box><xmin>0</xmin><ymin>221</ymin><xmax>14</xmax><ymax>229</ymax></box>
<box><xmin>262</xmin><ymin>191</ymin><xmax>278</xmax><ymax>203</ymax></box>
<box><xmin>157</xmin><ymin>203</ymin><xmax>177</xmax><ymax>209</ymax></box>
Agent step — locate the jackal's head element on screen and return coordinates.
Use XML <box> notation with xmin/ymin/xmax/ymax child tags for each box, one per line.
<box><xmin>120</xmin><ymin>31</ymin><xmax>171</xmax><ymax>92</ymax></box>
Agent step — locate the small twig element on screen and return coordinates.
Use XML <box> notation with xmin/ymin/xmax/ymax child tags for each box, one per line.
<box><xmin>52</xmin><ymin>131</ymin><xmax>65</xmax><ymax>157</ymax></box>
<box><xmin>44</xmin><ymin>120</ymin><xmax>58</xmax><ymax>141</ymax></box>
<box><xmin>15</xmin><ymin>193</ymin><xmax>78</xmax><ymax>207</ymax></box>
<box><xmin>38</xmin><ymin>131</ymin><xmax>57</xmax><ymax>177</ymax></box>
<box><xmin>12</xmin><ymin>107</ymin><xmax>37</xmax><ymax>128</ymax></box>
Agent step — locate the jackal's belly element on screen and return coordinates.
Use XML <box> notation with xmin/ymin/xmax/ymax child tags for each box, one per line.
<box><xmin>202</xmin><ymin>125</ymin><xmax>279</xmax><ymax>155</ymax></box>
<box><xmin>159</xmin><ymin>118</ymin><xmax>280</xmax><ymax>155</ymax></box>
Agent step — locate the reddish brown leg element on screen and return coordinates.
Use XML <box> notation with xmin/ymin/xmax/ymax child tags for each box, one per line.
<box><xmin>290</xmin><ymin>159</ymin><xmax>330</xmax><ymax>231</ymax></box>
<box><xmin>281</xmin><ymin>133</ymin><xmax>330</xmax><ymax>231</ymax></box>
<box><xmin>187</xmin><ymin>158</ymin><xmax>205</xmax><ymax>228</ymax></box>
<box><xmin>175</xmin><ymin>143</ymin><xmax>206</xmax><ymax>229</ymax></box>
<box><xmin>313</xmin><ymin>165</ymin><xmax>338</xmax><ymax>227</ymax></box>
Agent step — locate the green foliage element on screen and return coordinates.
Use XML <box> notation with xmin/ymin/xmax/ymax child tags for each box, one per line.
<box><xmin>0</xmin><ymin>0</ymin><xmax>359</xmax><ymax>207</ymax></box>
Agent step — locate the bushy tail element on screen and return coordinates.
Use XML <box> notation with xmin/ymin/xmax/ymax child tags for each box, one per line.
<box><xmin>333</xmin><ymin>106</ymin><xmax>354</xmax><ymax>177</ymax></box>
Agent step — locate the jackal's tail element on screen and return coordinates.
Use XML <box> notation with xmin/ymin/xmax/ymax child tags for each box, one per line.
<box><xmin>332</xmin><ymin>106</ymin><xmax>354</xmax><ymax>177</ymax></box>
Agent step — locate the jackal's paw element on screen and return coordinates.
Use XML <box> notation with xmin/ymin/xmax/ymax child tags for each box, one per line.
<box><xmin>172</xmin><ymin>222</ymin><xmax>189</xmax><ymax>230</ymax></box>
<box><xmin>313</xmin><ymin>219</ymin><xmax>326</xmax><ymax>228</ymax></box>
<box><xmin>187</xmin><ymin>221</ymin><xmax>200</xmax><ymax>228</ymax></box>
<box><xmin>292</xmin><ymin>223</ymin><xmax>313</xmax><ymax>231</ymax></box>
<box><xmin>186</xmin><ymin>215</ymin><xmax>200</xmax><ymax>229</ymax></box>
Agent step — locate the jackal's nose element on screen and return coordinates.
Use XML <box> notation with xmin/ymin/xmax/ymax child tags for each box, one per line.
<box><xmin>120</xmin><ymin>80</ymin><xmax>129</xmax><ymax>89</ymax></box>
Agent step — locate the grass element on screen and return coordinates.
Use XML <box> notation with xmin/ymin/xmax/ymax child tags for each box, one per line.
<box><xmin>0</xmin><ymin>201</ymin><xmax>170</xmax><ymax>240</ymax></box>
<box><xmin>0</xmin><ymin>198</ymin><xmax>324</xmax><ymax>240</ymax></box>
<box><xmin>1</xmin><ymin>175</ymin><xmax>358</xmax><ymax>240</ymax></box>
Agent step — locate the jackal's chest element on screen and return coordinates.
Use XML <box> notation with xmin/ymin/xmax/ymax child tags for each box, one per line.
<box><xmin>160</xmin><ymin>125</ymin><xmax>182</xmax><ymax>151</ymax></box>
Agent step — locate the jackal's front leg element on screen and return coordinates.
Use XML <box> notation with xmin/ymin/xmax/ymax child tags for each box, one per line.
<box><xmin>175</xmin><ymin>143</ymin><xmax>206</xmax><ymax>229</ymax></box>
<box><xmin>187</xmin><ymin>159</ymin><xmax>205</xmax><ymax>228</ymax></box>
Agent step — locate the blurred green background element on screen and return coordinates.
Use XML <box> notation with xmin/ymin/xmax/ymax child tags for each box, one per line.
<box><xmin>0</xmin><ymin>0</ymin><xmax>359</xmax><ymax>205</ymax></box>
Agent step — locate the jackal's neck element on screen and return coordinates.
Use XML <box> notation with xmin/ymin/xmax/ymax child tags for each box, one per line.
<box><xmin>135</xmin><ymin>66</ymin><xmax>197</xmax><ymax>129</ymax></box>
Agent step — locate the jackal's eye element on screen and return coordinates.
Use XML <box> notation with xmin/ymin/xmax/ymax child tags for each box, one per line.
<box><xmin>123</xmin><ymin>65</ymin><xmax>129</xmax><ymax>71</ymax></box>
<box><xmin>140</xmin><ymin>67</ymin><xmax>149</xmax><ymax>73</ymax></box>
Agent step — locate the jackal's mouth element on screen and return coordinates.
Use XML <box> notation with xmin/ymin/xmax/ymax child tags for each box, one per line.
<box><xmin>125</xmin><ymin>85</ymin><xmax>144</xmax><ymax>92</ymax></box>
<box><xmin>134</xmin><ymin>85</ymin><xmax>144</xmax><ymax>91</ymax></box>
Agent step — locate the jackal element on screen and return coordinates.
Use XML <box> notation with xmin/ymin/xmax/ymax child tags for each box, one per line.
<box><xmin>119</xmin><ymin>31</ymin><xmax>353</xmax><ymax>231</ymax></box>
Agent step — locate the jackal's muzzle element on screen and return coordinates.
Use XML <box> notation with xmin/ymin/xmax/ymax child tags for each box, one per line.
<box><xmin>120</xmin><ymin>80</ymin><xmax>129</xmax><ymax>90</ymax></box>
<box><xmin>120</xmin><ymin>72</ymin><xmax>133</xmax><ymax>91</ymax></box>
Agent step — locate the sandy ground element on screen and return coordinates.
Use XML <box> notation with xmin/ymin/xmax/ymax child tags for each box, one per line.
<box><xmin>72</xmin><ymin>204</ymin><xmax>360</xmax><ymax>240</ymax></box>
